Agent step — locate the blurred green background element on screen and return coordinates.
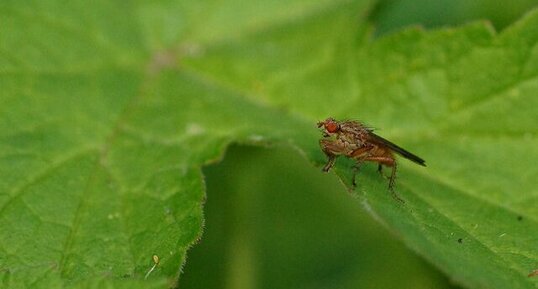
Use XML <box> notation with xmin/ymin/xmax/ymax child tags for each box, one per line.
<box><xmin>179</xmin><ymin>1</ymin><xmax>538</xmax><ymax>289</ymax></box>
<box><xmin>369</xmin><ymin>0</ymin><xmax>538</xmax><ymax>36</ymax></box>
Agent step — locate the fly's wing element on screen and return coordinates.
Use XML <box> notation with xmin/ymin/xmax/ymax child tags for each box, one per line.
<box><xmin>368</xmin><ymin>132</ymin><xmax>426</xmax><ymax>166</ymax></box>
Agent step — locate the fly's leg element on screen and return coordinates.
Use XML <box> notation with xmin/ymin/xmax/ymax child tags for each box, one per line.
<box><xmin>319</xmin><ymin>139</ymin><xmax>346</xmax><ymax>173</ymax></box>
<box><xmin>377</xmin><ymin>164</ymin><xmax>383</xmax><ymax>176</ymax></box>
<box><xmin>387</xmin><ymin>162</ymin><xmax>396</xmax><ymax>190</ymax></box>
<box><xmin>322</xmin><ymin>154</ymin><xmax>336</xmax><ymax>172</ymax></box>
<box><xmin>388</xmin><ymin>162</ymin><xmax>404</xmax><ymax>203</ymax></box>
<box><xmin>362</xmin><ymin>156</ymin><xmax>404</xmax><ymax>203</ymax></box>
<box><xmin>349</xmin><ymin>145</ymin><xmax>373</xmax><ymax>189</ymax></box>
<box><xmin>349</xmin><ymin>145</ymin><xmax>373</xmax><ymax>158</ymax></box>
<box><xmin>351</xmin><ymin>162</ymin><xmax>362</xmax><ymax>188</ymax></box>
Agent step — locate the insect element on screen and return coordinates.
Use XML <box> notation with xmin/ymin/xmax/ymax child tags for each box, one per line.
<box><xmin>317</xmin><ymin>117</ymin><xmax>426</xmax><ymax>201</ymax></box>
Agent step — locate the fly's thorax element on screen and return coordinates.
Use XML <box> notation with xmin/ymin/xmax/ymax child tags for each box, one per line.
<box><xmin>340</xmin><ymin>121</ymin><xmax>368</xmax><ymax>138</ymax></box>
<box><xmin>336</xmin><ymin>129</ymin><xmax>364</xmax><ymax>148</ymax></box>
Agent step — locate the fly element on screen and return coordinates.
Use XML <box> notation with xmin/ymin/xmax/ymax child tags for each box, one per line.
<box><xmin>317</xmin><ymin>117</ymin><xmax>426</xmax><ymax>202</ymax></box>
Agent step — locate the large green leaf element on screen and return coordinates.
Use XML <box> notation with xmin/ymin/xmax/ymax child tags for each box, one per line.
<box><xmin>1</xmin><ymin>1</ymin><xmax>537</xmax><ymax>289</ymax></box>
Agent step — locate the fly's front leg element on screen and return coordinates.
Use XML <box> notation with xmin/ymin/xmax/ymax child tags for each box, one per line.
<box><xmin>319</xmin><ymin>139</ymin><xmax>345</xmax><ymax>172</ymax></box>
<box><xmin>322</xmin><ymin>154</ymin><xmax>336</xmax><ymax>172</ymax></box>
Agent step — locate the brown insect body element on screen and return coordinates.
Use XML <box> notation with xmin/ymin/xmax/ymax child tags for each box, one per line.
<box><xmin>317</xmin><ymin>118</ymin><xmax>425</xmax><ymax>202</ymax></box>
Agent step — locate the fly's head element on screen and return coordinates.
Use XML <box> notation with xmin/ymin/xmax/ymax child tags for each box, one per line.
<box><xmin>317</xmin><ymin>117</ymin><xmax>340</xmax><ymax>137</ymax></box>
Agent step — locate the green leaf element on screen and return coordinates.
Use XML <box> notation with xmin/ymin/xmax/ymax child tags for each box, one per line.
<box><xmin>181</xmin><ymin>145</ymin><xmax>457</xmax><ymax>289</ymax></box>
<box><xmin>1</xmin><ymin>1</ymin><xmax>537</xmax><ymax>289</ymax></box>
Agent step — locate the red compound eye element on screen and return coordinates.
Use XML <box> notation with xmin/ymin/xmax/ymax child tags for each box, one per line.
<box><xmin>325</xmin><ymin>121</ymin><xmax>339</xmax><ymax>133</ymax></box>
